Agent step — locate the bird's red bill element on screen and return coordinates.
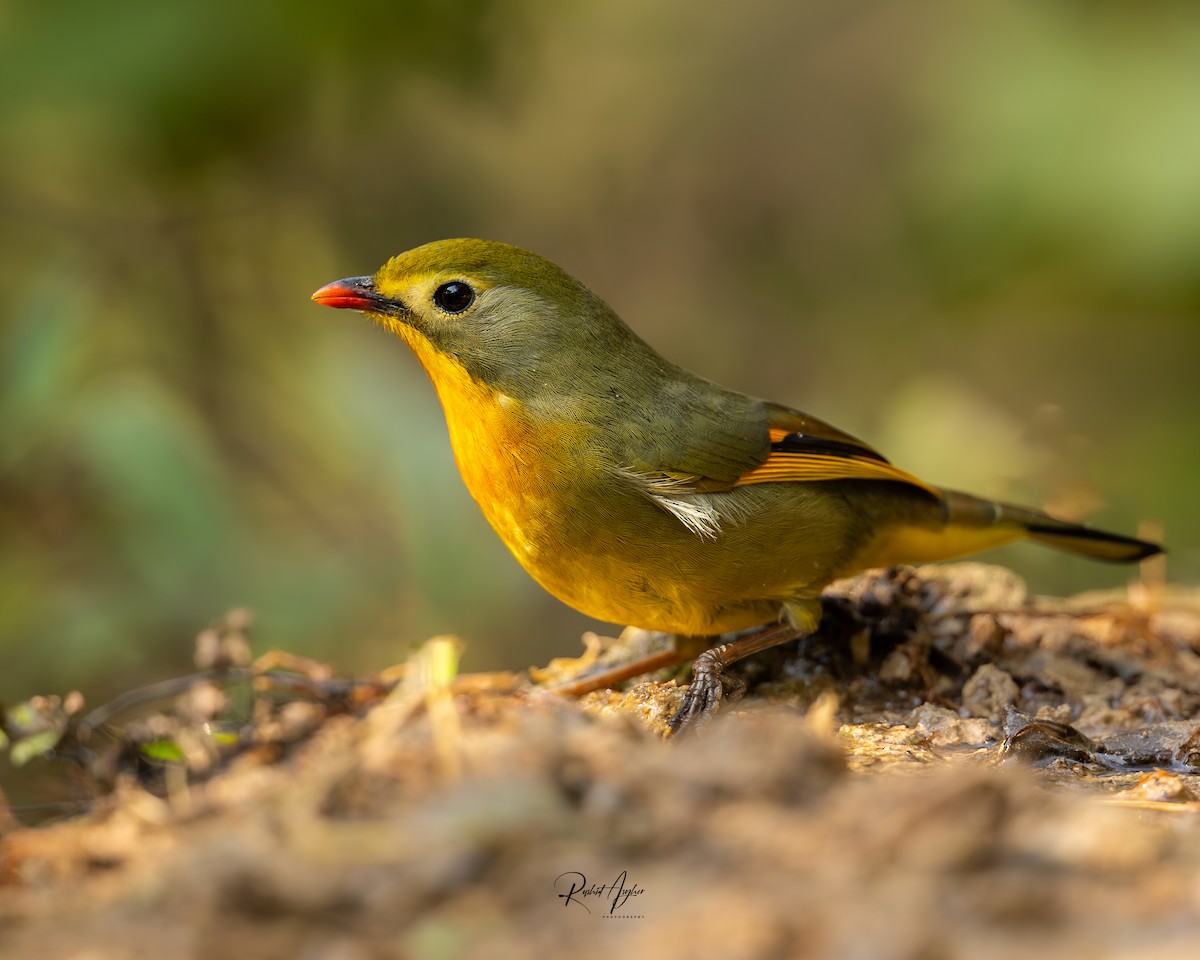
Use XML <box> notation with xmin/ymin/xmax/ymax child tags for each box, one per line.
<box><xmin>311</xmin><ymin>281</ymin><xmax>371</xmax><ymax>310</ymax></box>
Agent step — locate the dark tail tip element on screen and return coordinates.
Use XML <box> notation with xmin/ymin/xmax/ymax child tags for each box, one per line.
<box><xmin>1025</xmin><ymin>522</ymin><xmax>1165</xmax><ymax>564</ymax></box>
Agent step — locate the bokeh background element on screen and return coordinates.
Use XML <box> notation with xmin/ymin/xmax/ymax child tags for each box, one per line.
<box><xmin>2</xmin><ymin>0</ymin><xmax>1198</xmax><ymax>705</ymax></box>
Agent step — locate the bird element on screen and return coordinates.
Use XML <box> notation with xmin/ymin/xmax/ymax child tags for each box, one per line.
<box><xmin>312</xmin><ymin>238</ymin><xmax>1162</xmax><ymax>731</ymax></box>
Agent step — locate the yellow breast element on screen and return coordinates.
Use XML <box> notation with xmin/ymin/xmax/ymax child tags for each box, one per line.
<box><xmin>395</xmin><ymin>326</ymin><xmax>588</xmax><ymax>568</ymax></box>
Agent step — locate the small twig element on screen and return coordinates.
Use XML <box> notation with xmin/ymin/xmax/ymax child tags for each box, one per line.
<box><xmin>77</xmin><ymin>671</ymin><xmax>253</xmax><ymax>738</ymax></box>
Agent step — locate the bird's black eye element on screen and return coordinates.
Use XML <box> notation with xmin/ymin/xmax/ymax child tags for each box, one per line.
<box><xmin>433</xmin><ymin>281</ymin><xmax>475</xmax><ymax>314</ymax></box>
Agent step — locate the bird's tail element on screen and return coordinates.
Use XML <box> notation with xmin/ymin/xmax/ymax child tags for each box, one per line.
<box><xmin>939</xmin><ymin>489</ymin><xmax>1162</xmax><ymax>563</ymax></box>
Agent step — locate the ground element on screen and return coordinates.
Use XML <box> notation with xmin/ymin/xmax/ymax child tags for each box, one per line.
<box><xmin>2</xmin><ymin>563</ymin><xmax>1200</xmax><ymax>960</ymax></box>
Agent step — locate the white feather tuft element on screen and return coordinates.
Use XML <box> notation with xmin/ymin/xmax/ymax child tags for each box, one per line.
<box><xmin>617</xmin><ymin>468</ymin><xmax>725</xmax><ymax>540</ymax></box>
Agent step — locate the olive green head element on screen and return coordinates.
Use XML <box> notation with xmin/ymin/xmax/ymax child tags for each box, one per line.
<box><xmin>313</xmin><ymin>238</ymin><xmax>661</xmax><ymax>398</ymax></box>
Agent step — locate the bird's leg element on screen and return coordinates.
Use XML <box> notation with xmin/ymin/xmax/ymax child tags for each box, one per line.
<box><xmin>667</xmin><ymin>622</ymin><xmax>801</xmax><ymax>735</ymax></box>
<box><xmin>549</xmin><ymin>648</ymin><xmax>687</xmax><ymax>698</ymax></box>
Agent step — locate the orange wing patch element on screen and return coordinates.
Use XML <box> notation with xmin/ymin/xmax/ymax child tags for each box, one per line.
<box><xmin>735</xmin><ymin>453</ymin><xmax>939</xmax><ymax>495</ymax></box>
<box><xmin>738</xmin><ymin>428</ymin><xmax>941</xmax><ymax>498</ymax></box>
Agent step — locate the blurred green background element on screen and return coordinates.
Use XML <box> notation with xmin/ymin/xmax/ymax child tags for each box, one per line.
<box><xmin>2</xmin><ymin>0</ymin><xmax>1197</xmax><ymax>705</ymax></box>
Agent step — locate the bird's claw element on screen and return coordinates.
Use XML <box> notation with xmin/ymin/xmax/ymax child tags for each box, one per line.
<box><xmin>667</xmin><ymin>647</ymin><xmax>747</xmax><ymax>735</ymax></box>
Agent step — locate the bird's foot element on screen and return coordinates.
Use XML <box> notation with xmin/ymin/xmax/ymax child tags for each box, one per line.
<box><xmin>667</xmin><ymin>645</ymin><xmax>748</xmax><ymax>735</ymax></box>
<box><xmin>666</xmin><ymin>623</ymin><xmax>800</xmax><ymax>736</ymax></box>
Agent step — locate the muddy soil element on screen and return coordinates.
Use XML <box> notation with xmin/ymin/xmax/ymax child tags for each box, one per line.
<box><xmin>3</xmin><ymin>563</ymin><xmax>1200</xmax><ymax>960</ymax></box>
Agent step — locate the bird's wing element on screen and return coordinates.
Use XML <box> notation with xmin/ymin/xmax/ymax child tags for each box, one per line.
<box><xmin>732</xmin><ymin>402</ymin><xmax>942</xmax><ymax>497</ymax></box>
<box><xmin>625</xmin><ymin>376</ymin><xmax>772</xmax><ymax>486</ymax></box>
<box><xmin>635</xmin><ymin>393</ymin><xmax>940</xmax><ymax>498</ymax></box>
